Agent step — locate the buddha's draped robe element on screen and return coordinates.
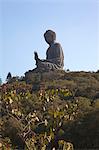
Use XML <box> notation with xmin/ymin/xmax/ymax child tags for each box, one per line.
<box><xmin>36</xmin><ymin>42</ymin><xmax>64</xmax><ymax>70</ymax></box>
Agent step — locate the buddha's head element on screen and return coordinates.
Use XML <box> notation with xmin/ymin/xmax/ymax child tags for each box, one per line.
<box><xmin>44</xmin><ymin>30</ymin><xmax>56</xmax><ymax>45</ymax></box>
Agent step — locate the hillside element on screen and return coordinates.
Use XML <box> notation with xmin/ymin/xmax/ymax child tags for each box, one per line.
<box><xmin>1</xmin><ymin>70</ymin><xmax>99</xmax><ymax>149</ymax></box>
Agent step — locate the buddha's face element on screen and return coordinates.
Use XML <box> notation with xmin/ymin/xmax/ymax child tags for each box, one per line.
<box><xmin>44</xmin><ymin>30</ymin><xmax>56</xmax><ymax>45</ymax></box>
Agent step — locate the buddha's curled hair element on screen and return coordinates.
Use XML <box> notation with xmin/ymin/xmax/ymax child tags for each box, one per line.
<box><xmin>44</xmin><ymin>30</ymin><xmax>56</xmax><ymax>41</ymax></box>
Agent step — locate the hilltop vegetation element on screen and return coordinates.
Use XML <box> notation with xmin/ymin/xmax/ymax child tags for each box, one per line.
<box><xmin>1</xmin><ymin>70</ymin><xmax>99</xmax><ymax>149</ymax></box>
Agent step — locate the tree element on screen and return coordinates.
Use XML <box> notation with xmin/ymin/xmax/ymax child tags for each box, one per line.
<box><xmin>0</xmin><ymin>77</ymin><xmax>2</xmax><ymax>85</ymax></box>
<box><xmin>6</xmin><ymin>72</ymin><xmax>12</xmax><ymax>82</ymax></box>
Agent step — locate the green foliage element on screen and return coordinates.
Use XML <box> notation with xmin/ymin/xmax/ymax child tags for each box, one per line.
<box><xmin>1</xmin><ymin>71</ymin><xmax>99</xmax><ymax>149</ymax></box>
<box><xmin>93</xmin><ymin>99</ymin><xmax>99</xmax><ymax>109</ymax></box>
<box><xmin>1</xmin><ymin>83</ymin><xmax>74</xmax><ymax>149</ymax></box>
<box><xmin>0</xmin><ymin>77</ymin><xmax>2</xmax><ymax>85</ymax></box>
<box><xmin>75</xmin><ymin>97</ymin><xmax>92</xmax><ymax>110</ymax></box>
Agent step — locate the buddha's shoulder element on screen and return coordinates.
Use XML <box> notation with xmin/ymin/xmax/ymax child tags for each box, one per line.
<box><xmin>54</xmin><ymin>42</ymin><xmax>61</xmax><ymax>47</ymax></box>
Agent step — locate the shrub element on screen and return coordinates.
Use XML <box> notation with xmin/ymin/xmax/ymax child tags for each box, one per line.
<box><xmin>93</xmin><ymin>99</ymin><xmax>99</xmax><ymax>109</ymax></box>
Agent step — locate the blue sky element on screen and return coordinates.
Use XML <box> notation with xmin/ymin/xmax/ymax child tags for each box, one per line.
<box><xmin>0</xmin><ymin>0</ymin><xmax>99</xmax><ymax>82</ymax></box>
